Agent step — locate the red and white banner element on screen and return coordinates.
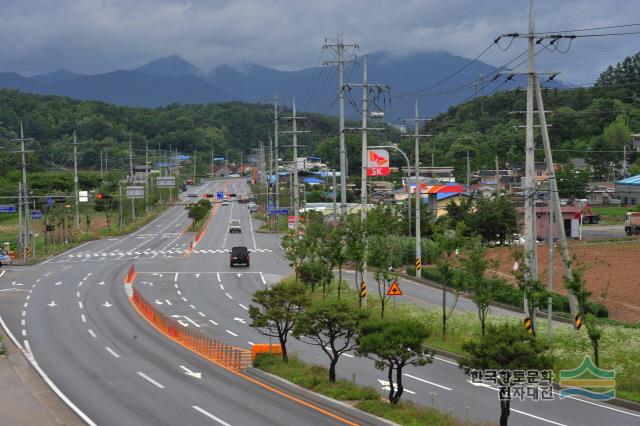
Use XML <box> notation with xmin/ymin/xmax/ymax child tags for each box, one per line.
<box><xmin>367</xmin><ymin>149</ymin><xmax>390</xmax><ymax>176</ymax></box>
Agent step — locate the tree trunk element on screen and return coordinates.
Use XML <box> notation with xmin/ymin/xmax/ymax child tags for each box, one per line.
<box><xmin>500</xmin><ymin>400</ymin><xmax>510</xmax><ymax>426</ymax></box>
<box><xmin>337</xmin><ymin>264</ymin><xmax>343</xmax><ymax>299</ymax></box>
<box><xmin>279</xmin><ymin>335</ymin><xmax>288</xmax><ymax>362</ymax></box>
<box><xmin>387</xmin><ymin>364</ymin><xmax>396</xmax><ymax>403</ymax></box>
<box><xmin>481</xmin><ymin>316</ymin><xmax>486</xmax><ymax>337</ymax></box>
<box><xmin>442</xmin><ymin>279</ymin><xmax>448</xmax><ymax>340</ymax></box>
<box><xmin>392</xmin><ymin>364</ymin><xmax>404</xmax><ymax>404</ymax></box>
<box><xmin>329</xmin><ymin>358</ymin><xmax>338</xmax><ymax>382</ymax></box>
<box><xmin>354</xmin><ymin>265</ymin><xmax>359</xmax><ymax>290</ymax></box>
<box><xmin>592</xmin><ymin>338</ymin><xmax>600</xmax><ymax>367</ymax></box>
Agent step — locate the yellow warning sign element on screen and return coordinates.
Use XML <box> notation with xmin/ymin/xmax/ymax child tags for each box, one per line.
<box><xmin>387</xmin><ymin>281</ymin><xmax>403</xmax><ymax>296</ymax></box>
<box><xmin>359</xmin><ymin>282</ymin><xmax>367</xmax><ymax>298</ymax></box>
<box><xmin>415</xmin><ymin>258</ymin><xmax>422</xmax><ymax>271</ymax></box>
<box><xmin>574</xmin><ymin>314</ymin><xmax>583</xmax><ymax>330</ymax></box>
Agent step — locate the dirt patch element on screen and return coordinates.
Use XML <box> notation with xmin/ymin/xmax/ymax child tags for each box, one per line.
<box><xmin>488</xmin><ymin>240</ymin><xmax>640</xmax><ymax>323</ymax></box>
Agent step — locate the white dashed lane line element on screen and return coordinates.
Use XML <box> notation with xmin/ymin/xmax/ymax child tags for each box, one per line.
<box><xmin>88</xmin><ymin>329</ymin><xmax>97</xmax><ymax>338</ymax></box>
<box><xmin>192</xmin><ymin>406</ymin><xmax>232</xmax><ymax>426</ymax></box>
<box><xmin>225</xmin><ymin>293</ymin><xmax>233</xmax><ymax>300</ymax></box>
<box><xmin>225</xmin><ymin>330</ymin><xmax>238</xmax><ymax>337</ymax></box>
<box><xmin>137</xmin><ymin>372</ymin><xmax>165</xmax><ymax>389</ymax></box>
<box><xmin>238</xmin><ymin>304</ymin><xmax>248</xmax><ymax>311</ymax></box>
<box><xmin>105</xmin><ymin>347</ymin><xmax>121</xmax><ymax>358</ymax></box>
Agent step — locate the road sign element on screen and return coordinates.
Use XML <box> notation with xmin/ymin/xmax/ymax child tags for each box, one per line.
<box><xmin>387</xmin><ymin>281</ymin><xmax>403</xmax><ymax>296</ymax></box>
<box><xmin>359</xmin><ymin>282</ymin><xmax>367</xmax><ymax>298</ymax></box>
<box><xmin>79</xmin><ymin>190</ymin><xmax>89</xmax><ymax>203</ymax></box>
<box><xmin>31</xmin><ymin>210</ymin><xmax>43</xmax><ymax>219</ymax></box>
<box><xmin>367</xmin><ymin>149</ymin><xmax>390</xmax><ymax>176</ymax></box>
<box><xmin>156</xmin><ymin>176</ymin><xmax>176</xmax><ymax>188</ymax></box>
<box><xmin>288</xmin><ymin>216</ymin><xmax>301</xmax><ymax>229</ymax></box>
<box><xmin>126</xmin><ymin>186</ymin><xmax>145</xmax><ymax>199</ymax></box>
<box><xmin>415</xmin><ymin>257</ymin><xmax>422</xmax><ymax>271</ymax></box>
<box><xmin>524</xmin><ymin>317</ymin><xmax>533</xmax><ymax>334</ymax></box>
<box><xmin>46</xmin><ymin>197</ymin><xmax>53</xmax><ymax>207</ymax></box>
<box><xmin>214</xmin><ymin>157</ymin><xmax>225</xmax><ymax>161</ymax></box>
<box><xmin>216</xmin><ymin>191</ymin><xmax>224</xmax><ymax>200</ymax></box>
<box><xmin>268</xmin><ymin>208</ymin><xmax>289</xmax><ymax>215</ymax></box>
<box><xmin>0</xmin><ymin>205</ymin><xmax>16</xmax><ymax>213</ymax></box>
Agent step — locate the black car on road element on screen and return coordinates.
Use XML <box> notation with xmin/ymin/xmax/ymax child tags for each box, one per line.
<box><xmin>230</xmin><ymin>246</ymin><xmax>250</xmax><ymax>267</ymax></box>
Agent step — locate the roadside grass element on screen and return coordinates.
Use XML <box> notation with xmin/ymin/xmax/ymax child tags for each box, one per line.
<box><xmin>591</xmin><ymin>206</ymin><xmax>632</xmax><ymax>224</ymax></box>
<box><xmin>385</xmin><ymin>302</ymin><xmax>640</xmax><ymax>403</ymax></box>
<box><xmin>254</xmin><ymin>353</ymin><xmax>480</xmax><ymax>426</ymax></box>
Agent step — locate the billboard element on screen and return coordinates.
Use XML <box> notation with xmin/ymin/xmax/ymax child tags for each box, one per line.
<box><xmin>367</xmin><ymin>149</ymin><xmax>390</xmax><ymax>176</ymax></box>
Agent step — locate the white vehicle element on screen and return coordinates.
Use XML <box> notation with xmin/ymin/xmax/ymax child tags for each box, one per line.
<box><xmin>248</xmin><ymin>202</ymin><xmax>258</xmax><ymax>213</ymax></box>
<box><xmin>229</xmin><ymin>219</ymin><xmax>242</xmax><ymax>233</ymax></box>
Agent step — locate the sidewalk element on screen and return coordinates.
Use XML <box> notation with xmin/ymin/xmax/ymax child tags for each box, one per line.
<box><xmin>0</xmin><ymin>328</ymin><xmax>82</xmax><ymax>426</ymax></box>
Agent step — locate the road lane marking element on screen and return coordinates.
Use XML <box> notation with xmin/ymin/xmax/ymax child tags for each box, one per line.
<box><xmin>238</xmin><ymin>304</ymin><xmax>248</xmax><ymax>311</ymax></box>
<box><xmin>136</xmin><ymin>372</ymin><xmax>165</xmax><ymax>389</ymax></box>
<box><xmin>181</xmin><ymin>296</ymin><xmax>188</xmax><ymax>302</ymax></box>
<box><xmin>35</xmin><ymin>278</ymin><xmax>41</xmax><ymax>283</ymax></box>
<box><xmin>81</xmin><ymin>315</ymin><xmax>86</xmax><ymax>323</ymax></box>
<box><xmin>165</xmin><ymin>300</ymin><xmax>172</xmax><ymax>306</ymax></box>
<box><xmin>209</xmin><ymin>320</ymin><xmax>218</xmax><ymax>326</ymax></box>
<box><xmin>105</xmin><ymin>347</ymin><xmax>120</xmax><ymax>358</ymax></box>
<box><xmin>21</xmin><ymin>329</ymin><xmax>26</xmax><ymax>336</ymax></box>
<box><xmin>192</xmin><ymin>406</ymin><xmax>232</xmax><ymax>426</ymax></box>
<box><xmin>174</xmin><ymin>272</ymin><xmax>179</xmax><ymax>282</ymax></box>
<box><xmin>78</xmin><ymin>301</ymin><xmax>83</xmax><ymax>309</ymax></box>
<box><xmin>248</xmin><ymin>341</ymin><xmax>254</xmax><ymax>346</ymax></box>
<box><xmin>0</xmin><ymin>270</ymin><xmax>4</xmax><ymax>278</ymax></box>
<box><xmin>26</xmin><ymin>295</ymin><xmax>30</xmax><ymax>300</ymax></box>
<box><xmin>190</xmin><ymin>304</ymin><xmax>196</xmax><ymax>310</ymax></box>
<box><xmin>225</xmin><ymin>292</ymin><xmax>233</xmax><ymax>300</ymax></box>
<box><xmin>177</xmin><ymin>290</ymin><xmax>182</xmax><ymax>295</ymax></box>
<box><xmin>404</xmin><ymin>373</ymin><xmax>452</xmax><ymax>391</ymax></box>
<box><xmin>88</xmin><ymin>329</ymin><xmax>97</xmax><ymax>338</ymax></box>
<box><xmin>76</xmin><ymin>292</ymin><xmax>80</xmax><ymax>298</ymax></box>
<box><xmin>343</xmin><ymin>353</ymin><xmax>354</xmax><ymax>358</ymax></box>
<box><xmin>44</xmin><ymin>272</ymin><xmax>52</xmax><ymax>277</ymax></box>
<box><xmin>21</xmin><ymin>311</ymin><xmax>26</xmax><ymax>317</ymax></box>
<box><xmin>225</xmin><ymin>330</ymin><xmax>238</xmax><ymax>337</ymax></box>
<box><xmin>21</xmin><ymin>319</ymin><xmax>25</xmax><ymax>326</ymax></box>
<box><xmin>260</xmin><ymin>272</ymin><xmax>266</xmax><ymax>285</ymax></box>
<box><xmin>23</xmin><ymin>302</ymin><xmax>28</xmax><ymax>308</ymax></box>
<box><xmin>216</xmin><ymin>273</ymin><xmax>221</xmax><ymax>282</ymax></box>
<box><xmin>511</xmin><ymin>409</ymin><xmax>567</xmax><ymax>426</ymax></box>
<box><xmin>174</xmin><ymin>283</ymin><xmax>178</xmax><ymax>289</ymax></box>
<box><xmin>219</xmin><ymin>284</ymin><xmax>224</xmax><ymax>290</ymax></box>
<box><xmin>198</xmin><ymin>311</ymin><xmax>206</xmax><ymax>317</ymax></box>
<box><xmin>434</xmin><ymin>356</ymin><xmax>458</xmax><ymax>366</ymax></box>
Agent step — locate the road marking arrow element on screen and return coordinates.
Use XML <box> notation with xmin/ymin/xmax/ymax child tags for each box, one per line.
<box><xmin>48</xmin><ymin>301</ymin><xmax>57</xmax><ymax>307</ymax></box>
<box><xmin>194</xmin><ymin>274</ymin><xmax>201</xmax><ymax>278</ymax></box>
<box><xmin>377</xmin><ymin>379</ymin><xmax>416</xmax><ymax>395</ymax></box>
<box><xmin>154</xmin><ymin>299</ymin><xmax>164</xmax><ymax>305</ymax></box>
<box><xmin>11</xmin><ymin>282</ymin><xmax>24</xmax><ymax>286</ymax></box>
<box><xmin>180</xmin><ymin>365</ymin><xmax>202</xmax><ymax>379</ymax></box>
<box><xmin>235</xmin><ymin>273</ymin><xmax>242</xmax><ymax>278</ymax></box>
<box><xmin>233</xmin><ymin>317</ymin><xmax>246</xmax><ymax>324</ymax></box>
<box><xmin>98</xmin><ymin>281</ymin><xmax>105</xmax><ymax>286</ymax></box>
<box><xmin>171</xmin><ymin>315</ymin><xmax>200</xmax><ymax>327</ymax></box>
<box><xmin>54</xmin><ymin>281</ymin><xmax>62</xmax><ymax>286</ymax></box>
<box><xmin>103</xmin><ymin>301</ymin><xmax>113</xmax><ymax>308</ymax></box>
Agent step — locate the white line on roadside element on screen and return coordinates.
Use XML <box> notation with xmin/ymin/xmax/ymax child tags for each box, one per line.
<box><xmin>192</xmin><ymin>406</ymin><xmax>232</xmax><ymax>426</ymax></box>
<box><xmin>136</xmin><ymin>372</ymin><xmax>165</xmax><ymax>389</ymax></box>
<box><xmin>434</xmin><ymin>356</ymin><xmax>458</xmax><ymax>366</ymax></box>
<box><xmin>105</xmin><ymin>347</ymin><xmax>120</xmax><ymax>358</ymax></box>
<box><xmin>225</xmin><ymin>292</ymin><xmax>233</xmax><ymax>300</ymax></box>
<box><xmin>511</xmin><ymin>409</ymin><xmax>567</xmax><ymax>426</ymax></box>
<box><xmin>259</xmin><ymin>272</ymin><xmax>266</xmax><ymax>285</ymax></box>
<box><xmin>88</xmin><ymin>329</ymin><xmax>97</xmax><ymax>338</ymax></box>
<box><xmin>343</xmin><ymin>353</ymin><xmax>354</xmax><ymax>358</ymax></box>
<box><xmin>404</xmin><ymin>373</ymin><xmax>452</xmax><ymax>391</ymax></box>
<box><xmin>225</xmin><ymin>329</ymin><xmax>238</xmax><ymax>337</ymax></box>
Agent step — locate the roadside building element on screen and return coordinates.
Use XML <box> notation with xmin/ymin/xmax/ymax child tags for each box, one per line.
<box><xmin>615</xmin><ymin>174</ymin><xmax>640</xmax><ymax>206</ymax></box>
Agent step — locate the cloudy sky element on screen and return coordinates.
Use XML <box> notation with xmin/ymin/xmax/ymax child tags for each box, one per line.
<box><xmin>1</xmin><ymin>0</ymin><xmax>639</xmax><ymax>84</ymax></box>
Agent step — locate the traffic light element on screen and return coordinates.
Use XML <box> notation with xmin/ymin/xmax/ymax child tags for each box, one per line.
<box><xmin>97</xmin><ymin>193</ymin><xmax>104</xmax><ymax>200</ymax></box>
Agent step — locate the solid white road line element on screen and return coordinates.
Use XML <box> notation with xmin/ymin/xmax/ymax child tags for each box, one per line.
<box><xmin>511</xmin><ymin>409</ymin><xmax>567</xmax><ymax>426</ymax></box>
<box><xmin>105</xmin><ymin>347</ymin><xmax>120</xmax><ymax>358</ymax></box>
<box><xmin>88</xmin><ymin>329</ymin><xmax>97</xmax><ymax>338</ymax></box>
<box><xmin>434</xmin><ymin>355</ymin><xmax>458</xmax><ymax>366</ymax></box>
<box><xmin>404</xmin><ymin>373</ymin><xmax>452</xmax><ymax>391</ymax></box>
<box><xmin>0</xmin><ymin>270</ymin><xmax>4</xmax><ymax>278</ymax></box>
<box><xmin>192</xmin><ymin>406</ymin><xmax>232</xmax><ymax>426</ymax></box>
<box><xmin>225</xmin><ymin>330</ymin><xmax>238</xmax><ymax>337</ymax></box>
<box><xmin>136</xmin><ymin>372</ymin><xmax>165</xmax><ymax>389</ymax></box>
<box><xmin>259</xmin><ymin>272</ymin><xmax>266</xmax><ymax>285</ymax></box>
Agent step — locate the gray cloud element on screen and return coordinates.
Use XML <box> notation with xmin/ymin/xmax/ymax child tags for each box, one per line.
<box><xmin>1</xmin><ymin>0</ymin><xmax>639</xmax><ymax>84</ymax></box>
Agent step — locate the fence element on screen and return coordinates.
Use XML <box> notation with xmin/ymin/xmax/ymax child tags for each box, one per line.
<box><xmin>131</xmin><ymin>288</ymin><xmax>251</xmax><ymax>371</ymax></box>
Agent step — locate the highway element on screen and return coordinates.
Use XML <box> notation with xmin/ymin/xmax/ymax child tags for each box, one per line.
<box><xmin>1</xmin><ymin>178</ymin><xmax>639</xmax><ymax>426</ymax></box>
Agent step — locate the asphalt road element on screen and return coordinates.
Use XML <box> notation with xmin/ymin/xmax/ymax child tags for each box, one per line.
<box><xmin>1</xmin><ymin>178</ymin><xmax>639</xmax><ymax>426</ymax></box>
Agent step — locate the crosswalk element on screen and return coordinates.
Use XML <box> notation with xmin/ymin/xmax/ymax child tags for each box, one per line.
<box><xmin>66</xmin><ymin>248</ymin><xmax>273</xmax><ymax>259</ymax></box>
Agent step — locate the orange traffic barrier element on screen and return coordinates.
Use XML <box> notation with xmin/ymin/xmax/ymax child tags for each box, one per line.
<box><xmin>251</xmin><ymin>344</ymin><xmax>283</xmax><ymax>361</ymax></box>
<box><xmin>131</xmin><ymin>288</ymin><xmax>251</xmax><ymax>370</ymax></box>
<box><xmin>124</xmin><ymin>264</ymin><xmax>137</xmax><ymax>285</ymax></box>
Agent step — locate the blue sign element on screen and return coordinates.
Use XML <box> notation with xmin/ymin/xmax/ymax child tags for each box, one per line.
<box><xmin>268</xmin><ymin>208</ymin><xmax>289</xmax><ymax>215</ymax></box>
<box><xmin>46</xmin><ymin>197</ymin><xmax>53</xmax><ymax>207</ymax></box>
<box><xmin>214</xmin><ymin>157</ymin><xmax>225</xmax><ymax>161</ymax></box>
<box><xmin>216</xmin><ymin>191</ymin><xmax>224</xmax><ymax>200</ymax></box>
<box><xmin>31</xmin><ymin>210</ymin><xmax>43</xmax><ymax>219</ymax></box>
<box><xmin>0</xmin><ymin>205</ymin><xmax>16</xmax><ymax>213</ymax></box>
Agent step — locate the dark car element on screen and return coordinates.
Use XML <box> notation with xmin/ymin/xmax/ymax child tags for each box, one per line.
<box><xmin>230</xmin><ymin>246</ymin><xmax>250</xmax><ymax>267</ymax></box>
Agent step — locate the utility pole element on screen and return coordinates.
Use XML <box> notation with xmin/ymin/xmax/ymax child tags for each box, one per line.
<box><xmin>402</xmin><ymin>101</ymin><xmax>431</xmax><ymax>278</ymax></box>
<box><xmin>332</xmin><ymin>169</ymin><xmax>337</xmax><ymax>226</ymax></box>
<box><xmin>271</xmin><ymin>95</ymin><xmax>280</xmax><ymax>208</ymax></box>
<box><xmin>211</xmin><ymin>145</ymin><xmax>214</xmax><ymax>177</ymax></box>
<box><xmin>129</xmin><ymin>138</ymin><xmax>135</xmax><ymax>220</ymax></box>
<box><xmin>72</xmin><ymin>131</ymin><xmax>80</xmax><ymax>238</ymax></box>
<box><xmin>466</xmin><ymin>150</ymin><xmax>471</xmax><ymax>189</ymax></box>
<box><xmin>100</xmin><ymin>149</ymin><xmax>103</xmax><ymax>179</ymax></box>
<box><xmin>324</xmin><ymin>32</ymin><xmax>358</xmax><ymax>215</ymax></box>
<box><xmin>495</xmin><ymin>155</ymin><xmax>500</xmax><ymax>193</ymax></box>
<box><xmin>18</xmin><ymin>181</ymin><xmax>22</xmax><ymax>255</ymax></box>
<box><xmin>282</xmin><ymin>97</ymin><xmax>309</xmax><ymax>228</ymax></box>
<box><xmin>145</xmin><ymin>141</ymin><xmax>149</xmax><ymax>216</ymax></box>
<box><xmin>547</xmin><ymin>185</ymin><xmax>554</xmax><ymax>342</ymax></box>
<box><xmin>14</xmin><ymin>124</ymin><xmax>32</xmax><ymax>260</ymax></box>
<box><xmin>193</xmin><ymin>147</ymin><xmax>197</xmax><ymax>182</ymax></box>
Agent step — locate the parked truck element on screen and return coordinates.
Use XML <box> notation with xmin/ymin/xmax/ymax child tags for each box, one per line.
<box><xmin>625</xmin><ymin>212</ymin><xmax>640</xmax><ymax>235</ymax></box>
<box><xmin>581</xmin><ymin>205</ymin><xmax>601</xmax><ymax>224</ymax></box>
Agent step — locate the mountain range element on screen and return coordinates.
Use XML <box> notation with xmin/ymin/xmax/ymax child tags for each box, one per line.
<box><xmin>0</xmin><ymin>52</ymin><xmax>562</xmax><ymax>118</ymax></box>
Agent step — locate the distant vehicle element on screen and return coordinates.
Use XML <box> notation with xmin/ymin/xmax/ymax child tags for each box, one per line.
<box><xmin>204</xmin><ymin>193</ymin><xmax>215</xmax><ymax>199</ymax></box>
<box><xmin>248</xmin><ymin>202</ymin><xmax>258</xmax><ymax>213</ymax></box>
<box><xmin>238</xmin><ymin>195</ymin><xmax>249</xmax><ymax>204</ymax></box>
<box><xmin>581</xmin><ymin>205</ymin><xmax>601</xmax><ymax>224</ymax></box>
<box><xmin>221</xmin><ymin>198</ymin><xmax>229</xmax><ymax>206</ymax></box>
<box><xmin>187</xmin><ymin>193</ymin><xmax>198</xmax><ymax>198</ymax></box>
<box><xmin>229</xmin><ymin>173</ymin><xmax>240</xmax><ymax>178</ymax></box>
<box><xmin>0</xmin><ymin>249</ymin><xmax>13</xmax><ymax>267</ymax></box>
<box><xmin>625</xmin><ymin>212</ymin><xmax>640</xmax><ymax>235</ymax></box>
<box><xmin>230</xmin><ymin>246</ymin><xmax>250</xmax><ymax>267</ymax></box>
<box><xmin>180</xmin><ymin>183</ymin><xmax>187</xmax><ymax>192</ymax></box>
<box><xmin>229</xmin><ymin>219</ymin><xmax>242</xmax><ymax>233</ymax></box>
